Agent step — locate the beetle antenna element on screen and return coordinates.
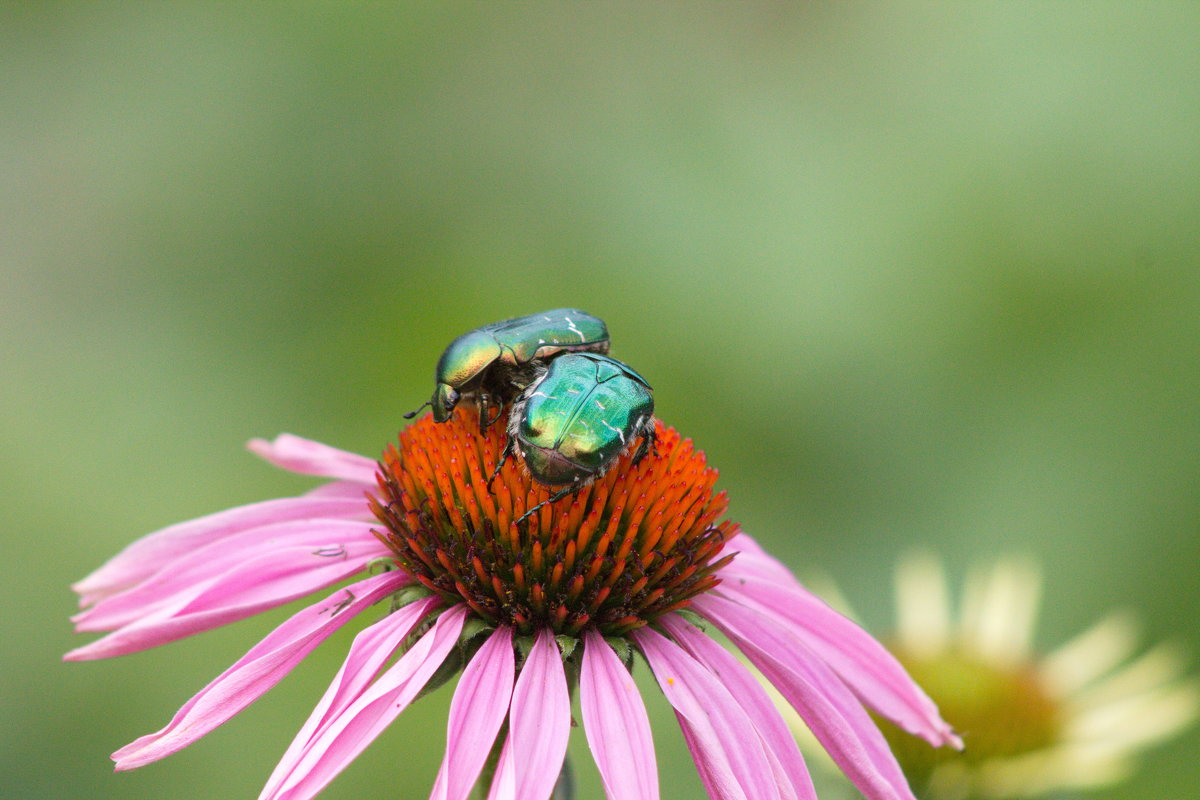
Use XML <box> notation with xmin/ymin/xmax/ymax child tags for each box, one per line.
<box><xmin>403</xmin><ymin>400</ymin><xmax>431</xmax><ymax>420</ymax></box>
<box><xmin>514</xmin><ymin>486</ymin><xmax>576</xmax><ymax>525</ymax></box>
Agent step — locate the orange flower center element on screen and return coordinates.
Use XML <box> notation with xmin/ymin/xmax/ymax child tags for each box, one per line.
<box><xmin>369</xmin><ymin>408</ymin><xmax>739</xmax><ymax>636</ymax></box>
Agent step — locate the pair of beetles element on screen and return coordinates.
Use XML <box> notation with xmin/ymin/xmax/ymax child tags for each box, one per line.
<box><xmin>408</xmin><ymin>308</ymin><xmax>656</xmax><ymax>522</ymax></box>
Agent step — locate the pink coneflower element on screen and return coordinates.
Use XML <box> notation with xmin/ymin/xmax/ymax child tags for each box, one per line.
<box><xmin>68</xmin><ymin>410</ymin><xmax>960</xmax><ymax>799</ymax></box>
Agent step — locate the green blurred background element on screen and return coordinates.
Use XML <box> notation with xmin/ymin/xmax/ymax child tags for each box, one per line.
<box><xmin>4</xmin><ymin>4</ymin><xmax>1198</xmax><ymax>798</ymax></box>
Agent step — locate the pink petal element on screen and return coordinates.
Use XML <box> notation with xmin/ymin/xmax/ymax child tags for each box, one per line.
<box><xmin>303</xmin><ymin>480</ymin><xmax>373</xmax><ymax>500</ymax></box>
<box><xmin>65</xmin><ymin>524</ymin><xmax>389</xmax><ymax>660</ymax></box>
<box><xmin>72</xmin><ymin>496</ymin><xmax>371</xmax><ymax>606</ymax></box>
<box><xmin>633</xmin><ymin>627</ymin><xmax>782</xmax><ymax>800</ymax></box>
<box><xmin>260</xmin><ymin>595</ymin><xmax>442</xmax><ymax>799</ymax></box>
<box><xmin>74</xmin><ymin>519</ymin><xmax>381</xmax><ymax>631</ymax></box>
<box><xmin>692</xmin><ymin>594</ymin><xmax>916</xmax><ymax>800</ymax></box>
<box><xmin>266</xmin><ymin>605</ymin><xmax>469</xmax><ymax>800</ymax></box>
<box><xmin>720</xmin><ymin>533</ymin><xmax>795</xmax><ymax>584</ymax></box>
<box><xmin>719</xmin><ymin>543</ymin><xmax>960</xmax><ymax>748</ymax></box>
<box><xmin>485</xmin><ymin>738</ymin><xmax>517</xmax><ymax>800</ymax></box>
<box><xmin>507</xmin><ymin>628</ymin><xmax>571</xmax><ymax>800</ymax></box>
<box><xmin>659</xmin><ymin>616</ymin><xmax>816</xmax><ymax>800</ymax></box>
<box><xmin>109</xmin><ymin>570</ymin><xmax>408</xmax><ymax>770</ymax></box>
<box><xmin>580</xmin><ymin>629</ymin><xmax>659</xmax><ymax>800</ymax></box>
<box><xmin>679</xmin><ymin>724</ymin><xmax>721</xmax><ymax>799</ymax></box>
<box><xmin>431</xmin><ymin>626</ymin><xmax>515</xmax><ymax>800</ymax></box>
<box><xmin>247</xmin><ymin>434</ymin><xmax>377</xmax><ymax>484</ymax></box>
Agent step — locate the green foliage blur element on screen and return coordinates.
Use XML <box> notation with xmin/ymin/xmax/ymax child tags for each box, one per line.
<box><xmin>4</xmin><ymin>4</ymin><xmax>1197</xmax><ymax>798</ymax></box>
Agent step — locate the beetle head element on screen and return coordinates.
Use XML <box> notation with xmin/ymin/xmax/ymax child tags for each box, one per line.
<box><xmin>432</xmin><ymin>383</ymin><xmax>460</xmax><ymax>422</ymax></box>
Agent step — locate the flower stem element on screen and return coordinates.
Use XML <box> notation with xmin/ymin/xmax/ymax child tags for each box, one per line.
<box><xmin>471</xmin><ymin>724</ymin><xmax>507</xmax><ymax>800</ymax></box>
<box><xmin>475</xmin><ymin>647</ymin><xmax>580</xmax><ymax>799</ymax></box>
<box><xmin>471</xmin><ymin>740</ymin><xmax>575</xmax><ymax>800</ymax></box>
<box><xmin>550</xmin><ymin>753</ymin><xmax>575</xmax><ymax>800</ymax></box>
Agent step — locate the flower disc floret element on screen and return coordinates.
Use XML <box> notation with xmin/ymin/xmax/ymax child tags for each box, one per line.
<box><xmin>369</xmin><ymin>409</ymin><xmax>738</xmax><ymax>636</ymax></box>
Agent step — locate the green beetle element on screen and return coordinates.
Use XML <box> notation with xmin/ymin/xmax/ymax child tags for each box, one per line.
<box><xmin>406</xmin><ymin>308</ymin><xmax>610</xmax><ymax>431</ymax></box>
<box><xmin>494</xmin><ymin>352</ymin><xmax>656</xmax><ymax>522</ymax></box>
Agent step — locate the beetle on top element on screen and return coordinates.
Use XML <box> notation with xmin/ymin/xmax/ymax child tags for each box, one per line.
<box><xmin>407</xmin><ymin>308</ymin><xmax>610</xmax><ymax>432</ymax></box>
<box><xmin>499</xmin><ymin>352</ymin><xmax>655</xmax><ymax>522</ymax></box>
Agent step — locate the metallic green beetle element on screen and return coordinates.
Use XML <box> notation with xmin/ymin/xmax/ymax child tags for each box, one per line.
<box><xmin>406</xmin><ymin>308</ymin><xmax>610</xmax><ymax>431</ymax></box>
<box><xmin>495</xmin><ymin>352</ymin><xmax>656</xmax><ymax>522</ymax></box>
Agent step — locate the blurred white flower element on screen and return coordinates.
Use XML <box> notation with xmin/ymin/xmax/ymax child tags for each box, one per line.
<box><xmin>766</xmin><ymin>554</ymin><xmax>1198</xmax><ymax>799</ymax></box>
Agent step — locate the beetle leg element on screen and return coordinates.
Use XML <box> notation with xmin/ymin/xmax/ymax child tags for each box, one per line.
<box><xmin>631</xmin><ymin>418</ymin><xmax>657</xmax><ymax>466</ymax></box>
<box><xmin>485</xmin><ymin>401</ymin><xmax>505</xmax><ymax>429</ymax></box>
<box><xmin>514</xmin><ymin>485</ymin><xmax>577</xmax><ymax>525</ymax></box>
<box><xmin>477</xmin><ymin>389</ymin><xmax>507</xmax><ymax>431</ymax></box>
<box><xmin>477</xmin><ymin>393</ymin><xmax>491</xmax><ymax>434</ymax></box>
<box><xmin>486</xmin><ymin>436</ymin><xmax>514</xmax><ymax>493</ymax></box>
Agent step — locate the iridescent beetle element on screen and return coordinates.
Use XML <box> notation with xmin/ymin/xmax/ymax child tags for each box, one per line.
<box><xmin>406</xmin><ymin>308</ymin><xmax>610</xmax><ymax>431</ymax></box>
<box><xmin>492</xmin><ymin>352</ymin><xmax>656</xmax><ymax>523</ymax></box>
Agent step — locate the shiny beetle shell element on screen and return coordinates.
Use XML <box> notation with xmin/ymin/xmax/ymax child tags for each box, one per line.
<box><xmin>507</xmin><ymin>352</ymin><xmax>655</xmax><ymax>489</ymax></box>
<box><xmin>424</xmin><ymin>308</ymin><xmax>610</xmax><ymax>425</ymax></box>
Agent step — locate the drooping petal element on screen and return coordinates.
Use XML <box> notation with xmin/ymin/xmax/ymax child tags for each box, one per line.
<box><xmin>680</xmin><ymin>724</ymin><xmax>721</xmax><ymax>799</ymax></box>
<box><xmin>431</xmin><ymin>626</ymin><xmax>515</xmax><ymax>800</ymax></box>
<box><xmin>247</xmin><ymin>434</ymin><xmax>378</xmax><ymax>484</ymax></box>
<box><xmin>66</xmin><ymin>523</ymin><xmax>388</xmax><ymax>660</ymax></box>
<box><xmin>109</xmin><ymin>570</ymin><xmax>408</xmax><ymax>770</ymax></box>
<box><xmin>506</xmin><ymin>629</ymin><xmax>571</xmax><ymax>800</ymax></box>
<box><xmin>485</xmin><ymin>737</ymin><xmax>517</xmax><ymax>800</ymax></box>
<box><xmin>72</xmin><ymin>495</ymin><xmax>371</xmax><ymax>606</ymax></box>
<box><xmin>260</xmin><ymin>595</ymin><xmax>442</xmax><ymax>799</ymax></box>
<box><xmin>720</xmin><ymin>533</ymin><xmax>797</xmax><ymax>585</ymax></box>
<box><xmin>719</xmin><ymin>539</ymin><xmax>960</xmax><ymax>748</ymax></box>
<box><xmin>633</xmin><ymin>626</ymin><xmax>782</xmax><ymax>800</ymax></box>
<box><xmin>304</xmin><ymin>480</ymin><xmax>374</xmax><ymax>500</ymax></box>
<box><xmin>580</xmin><ymin>629</ymin><xmax>659</xmax><ymax>800</ymax></box>
<box><xmin>74</xmin><ymin>519</ymin><xmax>382</xmax><ymax>632</ymax></box>
<box><xmin>659</xmin><ymin>616</ymin><xmax>816</xmax><ymax>800</ymax></box>
<box><xmin>692</xmin><ymin>594</ymin><xmax>916</xmax><ymax>800</ymax></box>
<box><xmin>266</xmin><ymin>604</ymin><xmax>468</xmax><ymax>800</ymax></box>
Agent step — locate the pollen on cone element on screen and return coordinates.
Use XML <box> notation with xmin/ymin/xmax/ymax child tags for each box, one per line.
<box><xmin>370</xmin><ymin>408</ymin><xmax>739</xmax><ymax>636</ymax></box>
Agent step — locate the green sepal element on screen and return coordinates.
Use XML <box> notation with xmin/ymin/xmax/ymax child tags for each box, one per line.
<box><xmin>514</xmin><ymin>634</ymin><xmax>537</xmax><ymax>667</ymax></box>
<box><xmin>603</xmin><ymin>635</ymin><xmax>635</xmax><ymax>670</ymax></box>
<box><xmin>555</xmin><ymin>634</ymin><xmax>580</xmax><ymax>661</ymax></box>
<box><xmin>674</xmin><ymin>608</ymin><xmax>707</xmax><ymax>632</ymax></box>
<box><xmin>453</xmin><ymin>618</ymin><xmax>496</xmax><ymax>670</ymax></box>
<box><xmin>414</xmin><ymin>618</ymin><xmax>504</xmax><ymax>706</ymax></box>
<box><xmin>460</xmin><ymin>616</ymin><xmax>494</xmax><ymax>647</ymax></box>
<box><xmin>413</xmin><ymin>643</ymin><xmax>464</xmax><ymax>703</ymax></box>
<box><xmin>389</xmin><ymin>583</ymin><xmax>435</xmax><ymax>614</ymax></box>
<box><xmin>366</xmin><ymin>556</ymin><xmax>398</xmax><ymax>574</ymax></box>
<box><xmin>511</xmin><ymin>631</ymin><xmax>576</xmax><ymax>671</ymax></box>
